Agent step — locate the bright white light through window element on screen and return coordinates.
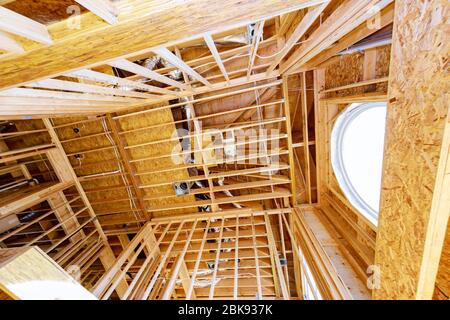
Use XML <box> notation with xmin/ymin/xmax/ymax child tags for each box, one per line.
<box><xmin>331</xmin><ymin>102</ymin><xmax>387</xmax><ymax>225</ymax></box>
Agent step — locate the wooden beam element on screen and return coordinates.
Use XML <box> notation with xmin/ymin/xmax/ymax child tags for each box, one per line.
<box><xmin>98</xmin><ymin>244</ymin><xmax>129</xmax><ymax>298</ymax></box>
<box><xmin>64</xmin><ymin>68</ymin><xmax>181</xmax><ymax>96</ymax></box>
<box><xmin>234</xmin><ymin>214</ymin><xmax>239</xmax><ymax>300</ymax></box>
<box><xmin>141</xmin><ymin>223</ymin><xmax>184</xmax><ymax>300</ymax></box>
<box><xmin>23</xmin><ymin>78</ymin><xmax>159</xmax><ymax>99</ymax></box>
<box><xmin>320</xmin><ymin>77</ymin><xmax>389</xmax><ymax>94</ymax></box>
<box><xmin>0</xmin><ymin>31</ymin><xmax>24</xmax><ymax>54</ymax></box>
<box><xmin>43</xmin><ymin>120</ymin><xmax>107</xmax><ymax>241</ymax></box>
<box><xmin>251</xmin><ymin>214</ymin><xmax>263</xmax><ymax>299</ymax></box>
<box><xmin>0</xmin><ymin>182</ymin><xmax>72</xmax><ymax>219</ymax></box>
<box><xmin>282</xmin><ymin>76</ymin><xmax>297</xmax><ymax>206</ymax></box>
<box><xmin>209</xmin><ymin>218</ymin><xmax>225</xmax><ymax>299</ymax></box>
<box><xmin>374</xmin><ymin>0</ymin><xmax>450</xmax><ymax>300</ymax></box>
<box><xmin>0</xmin><ymin>6</ymin><xmax>52</xmax><ymax>45</ymax></box>
<box><xmin>265</xmin><ymin>213</ymin><xmax>289</xmax><ymax>299</ymax></box>
<box><xmin>281</xmin><ymin>0</ymin><xmax>394</xmax><ymax>74</ymax></box>
<box><xmin>204</xmin><ymin>34</ymin><xmax>230</xmax><ymax>83</ymax></box>
<box><xmin>186</xmin><ymin>218</ymin><xmax>211</xmax><ymax>300</ymax></box>
<box><xmin>162</xmin><ymin>220</ymin><xmax>198</xmax><ymax>299</ymax></box>
<box><xmin>74</xmin><ymin>0</ymin><xmax>118</xmax><ymax>25</ymax></box>
<box><xmin>266</xmin><ymin>2</ymin><xmax>329</xmax><ymax>73</ymax></box>
<box><xmin>108</xmin><ymin>59</ymin><xmax>189</xmax><ymax>91</ymax></box>
<box><xmin>153</xmin><ymin>47</ymin><xmax>212</xmax><ymax>87</ymax></box>
<box><xmin>0</xmin><ymin>0</ymin><xmax>325</xmax><ymax>90</ymax></box>
<box><xmin>105</xmin><ymin>114</ymin><xmax>148</xmax><ymax>219</ymax></box>
<box><xmin>247</xmin><ymin>21</ymin><xmax>265</xmax><ymax>78</ymax></box>
<box><xmin>301</xmin><ymin>73</ymin><xmax>312</xmax><ymax>204</ymax></box>
<box><xmin>278</xmin><ymin>11</ymin><xmax>300</xmax><ymax>36</ymax></box>
<box><xmin>300</xmin><ymin>3</ymin><xmax>394</xmax><ymax>71</ymax></box>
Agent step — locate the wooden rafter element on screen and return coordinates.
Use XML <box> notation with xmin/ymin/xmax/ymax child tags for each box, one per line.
<box><xmin>247</xmin><ymin>21</ymin><xmax>265</xmax><ymax>79</ymax></box>
<box><xmin>108</xmin><ymin>59</ymin><xmax>190</xmax><ymax>91</ymax></box>
<box><xmin>204</xmin><ymin>34</ymin><xmax>230</xmax><ymax>83</ymax></box>
<box><xmin>0</xmin><ymin>0</ymin><xmax>323</xmax><ymax>90</ymax></box>
<box><xmin>153</xmin><ymin>47</ymin><xmax>212</xmax><ymax>87</ymax></box>
<box><xmin>0</xmin><ymin>6</ymin><xmax>52</xmax><ymax>45</ymax></box>
<box><xmin>281</xmin><ymin>0</ymin><xmax>394</xmax><ymax>74</ymax></box>
<box><xmin>0</xmin><ymin>30</ymin><xmax>24</xmax><ymax>54</ymax></box>
<box><xmin>75</xmin><ymin>0</ymin><xmax>118</xmax><ymax>25</ymax></box>
<box><xmin>267</xmin><ymin>2</ymin><xmax>329</xmax><ymax>73</ymax></box>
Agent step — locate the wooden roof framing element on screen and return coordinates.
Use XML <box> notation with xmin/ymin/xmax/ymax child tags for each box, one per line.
<box><xmin>0</xmin><ymin>0</ymin><xmax>448</xmax><ymax>301</ymax></box>
<box><xmin>92</xmin><ymin>211</ymin><xmax>292</xmax><ymax>300</ymax></box>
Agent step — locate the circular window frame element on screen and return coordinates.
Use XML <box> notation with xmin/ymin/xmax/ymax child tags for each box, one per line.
<box><xmin>330</xmin><ymin>102</ymin><xmax>387</xmax><ymax>225</ymax></box>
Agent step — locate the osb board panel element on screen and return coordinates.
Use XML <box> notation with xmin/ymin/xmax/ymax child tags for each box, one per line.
<box><xmin>323</xmin><ymin>45</ymin><xmax>391</xmax><ymax>99</ymax></box>
<box><xmin>117</xmin><ymin>108</ymin><xmax>197</xmax><ymax>218</ymax></box>
<box><xmin>12</xmin><ymin>117</ymin><xmax>144</xmax><ymax>225</ymax></box>
<box><xmin>374</xmin><ymin>1</ymin><xmax>449</xmax><ymax>299</ymax></box>
<box><xmin>5</xmin><ymin>0</ymin><xmax>86</xmax><ymax>25</ymax></box>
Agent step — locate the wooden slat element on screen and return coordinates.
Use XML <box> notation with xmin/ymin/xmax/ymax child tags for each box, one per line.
<box><xmin>281</xmin><ymin>0</ymin><xmax>394</xmax><ymax>74</ymax></box>
<box><xmin>204</xmin><ymin>34</ymin><xmax>229</xmax><ymax>83</ymax></box>
<box><xmin>0</xmin><ymin>0</ymin><xmax>325</xmax><ymax>90</ymax></box>
<box><xmin>267</xmin><ymin>2</ymin><xmax>329</xmax><ymax>73</ymax></box>
<box><xmin>0</xmin><ymin>30</ymin><xmax>24</xmax><ymax>54</ymax></box>
<box><xmin>300</xmin><ymin>3</ymin><xmax>394</xmax><ymax>70</ymax></box>
<box><xmin>64</xmin><ymin>69</ymin><xmax>181</xmax><ymax>96</ymax></box>
<box><xmin>301</xmin><ymin>72</ymin><xmax>312</xmax><ymax>203</ymax></box>
<box><xmin>0</xmin><ymin>6</ymin><xmax>52</xmax><ymax>44</ymax></box>
<box><xmin>186</xmin><ymin>218</ymin><xmax>211</xmax><ymax>300</ymax></box>
<box><xmin>153</xmin><ymin>47</ymin><xmax>212</xmax><ymax>87</ymax></box>
<box><xmin>282</xmin><ymin>76</ymin><xmax>297</xmax><ymax>206</ymax></box>
<box><xmin>162</xmin><ymin>219</ymin><xmax>198</xmax><ymax>299</ymax></box>
<box><xmin>75</xmin><ymin>0</ymin><xmax>118</xmax><ymax>25</ymax></box>
<box><xmin>108</xmin><ymin>59</ymin><xmax>189</xmax><ymax>90</ymax></box>
<box><xmin>209</xmin><ymin>218</ymin><xmax>225</xmax><ymax>299</ymax></box>
<box><xmin>247</xmin><ymin>21</ymin><xmax>265</xmax><ymax>78</ymax></box>
<box><xmin>141</xmin><ymin>222</ymin><xmax>184</xmax><ymax>299</ymax></box>
<box><xmin>23</xmin><ymin>78</ymin><xmax>157</xmax><ymax>99</ymax></box>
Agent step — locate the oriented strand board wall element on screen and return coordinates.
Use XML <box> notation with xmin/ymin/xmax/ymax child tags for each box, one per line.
<box><xmin>323</xmin><ymin>45</ymin><xmax>391</xmax><ymax>99</ymax></box>
<box><xmin>374</xmin><ymin>0</ymin><xmax>450</xmax><ymax>299</ymax></box>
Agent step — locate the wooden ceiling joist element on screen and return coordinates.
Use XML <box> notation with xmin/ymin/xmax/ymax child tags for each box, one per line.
<box><xmin>267</xmin><ymin>2</ymin><xmax>329</xmax><ymax>73</ymax></box>
<box><xmin>2</xmin><ymin>0</ymin><xmax>447</xmax><ymax>303</ymax></box>
<box><xmin>0</xmin><ymin>30</ymin><xmax>24</xmax><ymax>54</ymax></box>
<box><xmin>23</xmin><ymin>78</ymin><xmax>161</xmax><ymax>99</ymax></box>
<box><xmin>204</xmin><ymin>34</ymin><xmax>230</xmax><ymax>83</ymax></box>
<box><xmin>281</xmin><ymin>0</ymin><xmax>394</xmax><ymax>74</ymax></box>
<box><xmin>64</xmin><ymin>69</ymin><xmax>182</xmax><ymax>97</ymax></box>
<box><xmin>299</xmin><ymin>3</ymin><xmax>395</xmax><ymax>71</ymax></box>
<box><xmin>108</xmin><ymin>59</ymin><xmax>190</xmax><ymax>91</ymax></box>
<box><xmin>0</xmin><ymin>0</ymin><xmax>324</xmax><ymax>90</ymax></box>
<box><xmin>0</xmin><ymin>6</ymin><xmax>52</xmax><ymax>45</ymax></box>
<box><xmin>152</xmin><ymin>47</ymin><xmax>212</xmax><ymax>88</ymax></box>
<box><xmin>247</xmin><ymin>20</ymin><xmax>265</xmax><ymax>78</ymax></box>
<box><xmin>75</xmin><ymin>0</ymin><xmax>118</xmax><ymax>25</ymax></box>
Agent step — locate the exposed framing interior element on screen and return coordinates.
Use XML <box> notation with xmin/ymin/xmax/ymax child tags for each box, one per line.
<box><xmin>0</xmin><ymin>0</ymin><xmax>448</xmax><ymax>300</ymax></box>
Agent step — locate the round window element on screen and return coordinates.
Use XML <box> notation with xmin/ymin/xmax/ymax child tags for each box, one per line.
<box><xmin>331</xmin><ymin>102</ymin><xmax>387</xmax><ymax>225</ymax></box>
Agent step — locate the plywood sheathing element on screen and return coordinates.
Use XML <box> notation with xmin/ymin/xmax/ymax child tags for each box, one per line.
<box><xmin>374</xmin><ymin>0</ymin><xmax>450</xmax><ymax>299</ymax></box>
<box><xmin>4</xmin><ymin>0</ymin><xmax>87</xmax><ymax>25</ymax></box>
<box><xmin>116</xmin><ymin>107</ymin><xmax>197</xmax><ymax>218</ymax></box>
<box><xmin>323</xmin><ymin>45</ymin><xmax>391</xmax><ymax>99</ymax></box>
